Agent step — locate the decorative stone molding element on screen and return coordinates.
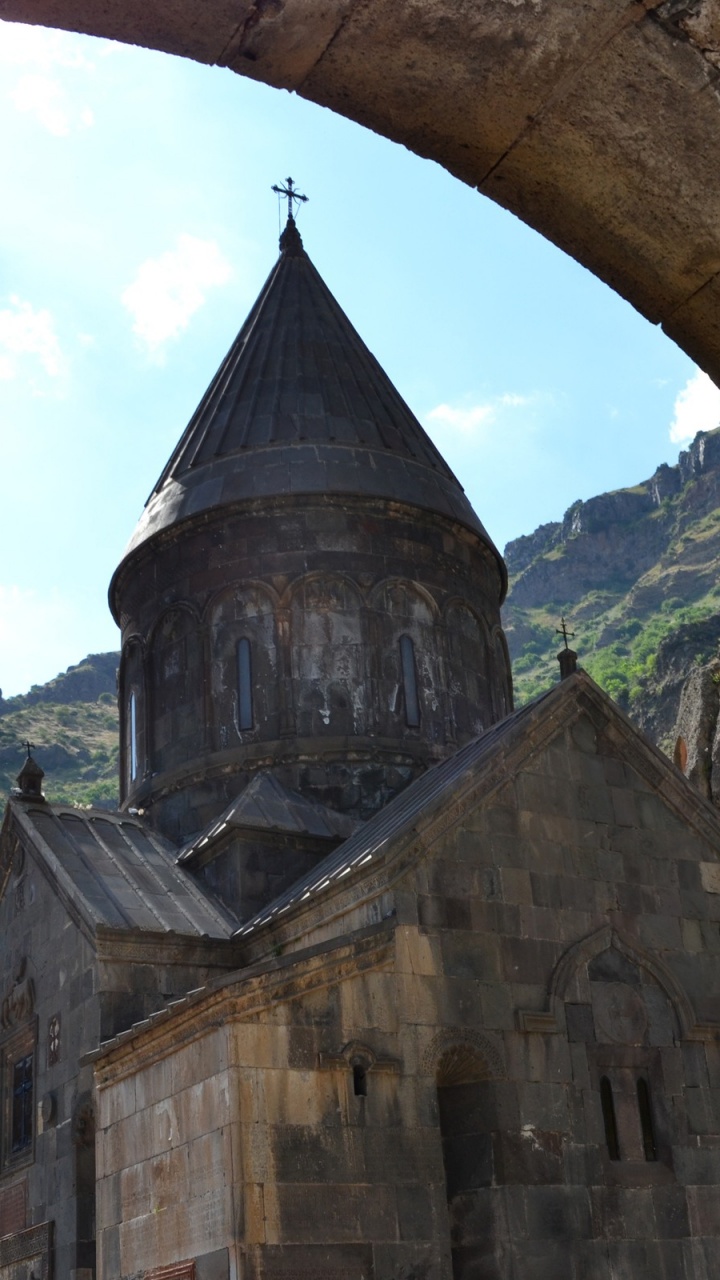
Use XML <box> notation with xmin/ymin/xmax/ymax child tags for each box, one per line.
<box><xmin>145</xmin><ymin>1262</ymin><xmax>196</xmax><ymax>1280</ymax></box>
<box><xmin>516</xmin><ymin>924</ymin><xmax>720</xmax><ymax>1041</ymax></box>
<box><xmin>318</xmin><ymin>1040</ymin><xmax>401</xmax><ymax>1073</ymax></box>
<box><xmin>0</xmin><ymin>1220</ymin><xmax>52</xmax><ymax>1280</ymax></box>
<box><xmin>420</xmin><ymin>1028</ymin><xmax>505</xmax><ymax>1080</ymax></box>
<box><xmin>1</xmin><ymin>961</ymin><xmax>35</xmax><ymax>1031</ymax></box>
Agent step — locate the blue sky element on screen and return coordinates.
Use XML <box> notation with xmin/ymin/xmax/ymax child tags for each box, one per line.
<box><xmin>1</xmin><ymin>18</ymin><xmax>719</xmax><ymax>697</ymax></box>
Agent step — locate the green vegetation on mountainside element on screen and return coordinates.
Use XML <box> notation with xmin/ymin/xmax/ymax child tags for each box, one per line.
<box><xmin>0</xmin><ymin>655</ymin><xmax>119</xmax><ymax>809</ymax></box>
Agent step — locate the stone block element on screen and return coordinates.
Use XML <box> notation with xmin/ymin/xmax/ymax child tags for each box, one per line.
<box><xmin>653</xmin><ymin>1186</ymin><xmax>691</xmax><ymax>1240</ymax></box>
<box><xmin>196</xmin><ymin>1247</ymin><xmax>230</xmax><ymax>1280</ymax></box>
<box><xmin>396</xmin><ymin>1183</ymin><xmax>435</xmax><ymax>1241</ymax></box>
<box><xmin>700</xmin><ymin>862</ymin><xmax>720</xmax><ymax>894</ymax></box>
<box><xmin>493</xmin><ymin>1130</ymin><xmax>563</xmax><ymax>1186</ymax></box>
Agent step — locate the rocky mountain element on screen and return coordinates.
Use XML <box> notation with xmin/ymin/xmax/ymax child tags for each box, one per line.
<box><xmin>0</xmin><ymin>654</ymin><xmax>120</xmax><ymax>809</ymax></box>
<box><xmin>503</xmin><ymin>426</ymin><xmax>720</xmax><ymax>752</ymax></box>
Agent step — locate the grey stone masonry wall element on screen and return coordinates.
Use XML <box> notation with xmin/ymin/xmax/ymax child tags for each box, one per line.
<box><xmin>92</xmin><ymin>689</ymin><xmax>720</xmax><ymax>1280</ymax></box>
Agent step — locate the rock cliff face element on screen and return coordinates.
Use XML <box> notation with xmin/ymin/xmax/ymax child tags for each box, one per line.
<box><xmin>503</xmin><ymin>427</ymin><xmax>720</xmax><ymax>751</ymax></box>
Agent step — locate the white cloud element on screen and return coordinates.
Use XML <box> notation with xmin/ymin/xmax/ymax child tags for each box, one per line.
<box><xmin>0</xmin><ymin>19</ymin><xmax>96</xmax><ymax>70</ymax></box>
<box><xmin>669</xmin><ymin>369</ymin><xmax>720</xmax><ymax>444</ymax></box>
<box><xmin>0</xmin><ymin>297</ymin><xmax>63</xmax><ymax>380</ymax></box>
<box><xmin>425</xmin><ymin>391</ymin><xmax>537</xmax><ymax>438</ymax></box>
<box><xmin>2</xmin><ymin>21</ymin><xmax>98</xmax><ymax>134</ymax></box>
<box><xmin>121</xmin><ymin>234</ymin><xmax>233</xmax><ymax>353</ymax></box>
<box><xmin>11</xmin><ymin>74</ymin><xmax>70</xmax><ymax>135</ymax></box>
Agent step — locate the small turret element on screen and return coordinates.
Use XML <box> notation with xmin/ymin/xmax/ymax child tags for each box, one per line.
<box><xmin>15</xmin><ymin>746</ymin><xmax>45</xmax><ymax>801</ymax></box>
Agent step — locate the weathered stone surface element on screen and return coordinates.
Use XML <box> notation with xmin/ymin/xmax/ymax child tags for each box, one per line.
<box><xmin>88</xmin><ymin>676</ymin><xmax>720</xmax><ymax>1280</ymax></box>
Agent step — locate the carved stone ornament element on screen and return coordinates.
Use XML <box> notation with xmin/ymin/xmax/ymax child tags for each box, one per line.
<box><xmin>318</xmin><ymin>1040</ymin><xmax>401</xmax><ymax>1074</ymax></box>
<box><xmin>420</xmin><ymin>1028</ymin><xmax>505</xmax><ymax>1080</ymax></box>
<box><xmin>1</xmin><ymin>961</ymin><xmax>35</xmax><ymax>1031</ymax></box>
<box><xmin>0</xmin><ymin>1220</ymin><xmax>52</xmax><ymax>1280</ymax></box>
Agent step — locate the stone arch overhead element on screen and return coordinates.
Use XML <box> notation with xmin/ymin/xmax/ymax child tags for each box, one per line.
<box><xmin>520</xmin><ymin>925</ymin><xmax>710</xmax><ymax>1041</ymax></box>
<box><xmin>442</xmin><ymin>596</ymin><xmax>491</xmax><ymax>640</ymax></box>
<box><xmin>14</xmin><ymin>3</ymin><xmax>720</xmax><ymax>384</ymax></box>
<box><xmin>368</xmin><ymin>577</ymin><xmax>440</xmax><ymax>618</ymax></box>
<box><xmin>420</xmin><ymin>1028</ymin><xmax>505</xmax><ymax>1081</ymax></box>
<box><xmin>280</xmin><ymin>569</ymin><xmax>366</xmax><ymax>610</ymax></box>
<box><xmin>203</xmin><ymin>577</ymin><xmax>281</xmax><ymax>622</ymax></box>
<box><xmin>146</xmin><ymin>599</ymin><xmax>202</xmax><ymax>649</ymax></box>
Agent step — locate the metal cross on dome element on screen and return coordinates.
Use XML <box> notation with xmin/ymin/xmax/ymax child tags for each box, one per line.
<box><xmin>271</xmin><ymin>177</ymin><xmax>308</xmax><ymax>222</ymax></box>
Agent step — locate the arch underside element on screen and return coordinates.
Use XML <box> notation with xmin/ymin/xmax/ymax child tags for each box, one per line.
<box><xmin>4</xmin><ymin>0</ymin><xmax>720</xmax><ymax>382</ymax></box>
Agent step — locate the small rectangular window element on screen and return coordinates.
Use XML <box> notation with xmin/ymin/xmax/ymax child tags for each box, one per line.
<box><xmin>399</xmin><ymin>635</ymin><xmax>420</xmax><ymax>727</ymax></box>
<box><xmin>11</xmin><ymin>1054</ymin><xmax>33</xmax><ymax>1153</ymax></box>
<box><xmin>237</xmin><ymin>638</ymin><xmax>253</xmax><ymax>731</ymax></box>
<box><xmin>129</xmin><ymin>690</ymin><xmax>138</xmax><ymax>783</ymax></box>
<box><xmin>600</xmin><ymin>1076</ymin><xmax>620</xmax><ymax>1161</ymax></box>
<box><xmin>637</xmin><ymin>1078</ymin><xmax>657</xmax><ymax>1162</ymax></box>
<box><xmin>2</xmin><ymin>1023</ymin><xmax>36</xmax><ymax>1169</ymax></box>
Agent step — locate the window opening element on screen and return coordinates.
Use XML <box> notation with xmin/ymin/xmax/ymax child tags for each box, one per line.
<box><xmin>636</xmin><ymin>1078</ymin><xmax>657</xmax><ymax>1162</ymax></box>
<box><xmin>352</xmin><ymin>1063</ymin><xmax>368</xmax><ymax>1097</ymax></box>
<box><xmin>11</xmin><ymin>1053</ymin><xmax>33</xmax><ymax>1153</ymax></box>
<box><xmin>399</xmin><ymin>634</ymin><xmax>420</xmax><ymax>727</ymax></box>
<box><xmin>237</xmin><ymin>638</ymin><xmax>253</xmax><ymax>731</ymax></box>
<box><xmin>129</xmin><ymin>690</ymin><xmax>138</xmax><ymax>783</ymax></box>
<box><xmin>600</xmin><ymin>1076</ymin><xmax>620</xmax><ymax>1160</ymax></box>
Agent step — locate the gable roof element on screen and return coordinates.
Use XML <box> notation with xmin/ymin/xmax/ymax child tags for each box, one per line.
<box><xmin>233</xmin><ymin>670</ymin><xmax>720</xmax><ymax>948</ymax></box>
<box><xmin>177</xmin><ymin>771</ymin><xmax>358</xmax><ymax>866</ymax></box>
<box><xmin>4</xmin><ymin>800</ymin><xmax>235</xmax><ymax>939</ymax></box>
<box><xmin>112</xmin><ymin>219</ymin><xmax>502</xmax><ymax>595</ymax></box>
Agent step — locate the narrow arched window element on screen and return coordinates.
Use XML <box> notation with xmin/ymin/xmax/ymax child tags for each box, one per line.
<box><xmin>399</xmin><ymin>634</ymin><xmax>420</xmax><ymax>727</ymax></box>
<box><xmin>637</xmin><ymin>1078</ymin><xmax>657</xmax><ymax>1162</ymax></box>
<box><xmin>600</xmin><ymin>1076</ymin><xmax>620</xmax><ymax>1160</ymax></box>
<box><xmin>237</xmin><ymin>638</ymin><xmax>253</xmax><ymax>731</ymax></box>
<box><xmin>352</xmin><ymin>1064</ymin><xmax>368</xmax><ymax>1097</ymax></box>
<box><xmin>129</xmin><ymin>691</ymin><xmax>138</xmax><ymax>783</ymax></box>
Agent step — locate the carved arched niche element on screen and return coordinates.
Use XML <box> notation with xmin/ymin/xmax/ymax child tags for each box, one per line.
<box><xmin>149</xmin><ymin>606</ymin><xmax>204</xmax><ymax>774</ymax></box>
<box><xmin>372</xmin><ymin>580</ymin><xmax>445</xmax><ymax>744</ymax></box>
<box><xmin>290</xmin><ymin>575</ymin><xmax>366</xmax><ymax>738</ymax></box>
<box><xmin>443</xmin><ymin>601</ymin><xmax>492</xmax><ymax>741</ymax></box>
<box><xmin>540</xmin><ymin>927</ymin><xmax>692</xmax><ymax>1175</ymax></box>
<box><xmin>119</xmin><ymin>637</ymin><xmax>145</xmax><ymax>800</ymax></box>
<box><xmin>208</xmin><ymin>583</ymin><xmax>280</xmax><ymax>749</ymax></box>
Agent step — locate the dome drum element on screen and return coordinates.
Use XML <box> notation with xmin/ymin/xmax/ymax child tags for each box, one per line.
<box><xmin>116</xmin><ymin>494</ymin><xmax>511</xmax><ymax>840</ymax></box>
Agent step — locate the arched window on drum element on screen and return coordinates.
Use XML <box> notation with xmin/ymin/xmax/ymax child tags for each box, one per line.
<box><xmin>208</xmin><ymin>585</ymin><xmax>279</xmax><ymax>749</ymax></box>
<box><xmin>119</xmin><ymin>639</ymin><xmax>145</xmax><ymax>798</ymax></box>
<box><xmin>373</xmin><ymin>581</ymin><xmax>444</xmax><ymax>744</ymax></box>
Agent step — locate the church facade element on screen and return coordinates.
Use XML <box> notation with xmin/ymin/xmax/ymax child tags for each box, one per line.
<box><xmin>2</xmin><ymin>213</ymin><xmax>720</xmax><ymax>1280</ymax></box>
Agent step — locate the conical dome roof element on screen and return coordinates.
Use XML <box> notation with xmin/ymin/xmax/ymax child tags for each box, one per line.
<box><xmin>120</xmin><ymin>218</ymin><xmax>500</xmax><ymax>567</ymax></box>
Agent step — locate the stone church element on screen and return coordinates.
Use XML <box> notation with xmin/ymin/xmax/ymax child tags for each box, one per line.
<box><xmin>2</xmin><ymin>210</ymin><xmax>720</xmax><ymax>1280</ymax></box>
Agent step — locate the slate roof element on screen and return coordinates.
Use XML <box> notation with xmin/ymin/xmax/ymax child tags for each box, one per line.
<box><xmin>177</xmin><ymin>771</ymin><xmax>359</xmax><ymax>865</ymax></box>
<box><xmin>233</xmin><ymin>687</ymin><xmax>558</xmax><ymax>937</ymax></box>
<box><xmin>116</xmin><ymin>218</ymin><xmax>501</xmax><ymax>574</ymax></box>
<box><xmin>10</xmin><ymin>801</ymin><xmax>235</xmax><ymax>937</ymax></box>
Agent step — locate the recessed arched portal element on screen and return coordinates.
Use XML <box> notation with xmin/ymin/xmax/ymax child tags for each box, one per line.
<box><xmin>6</xmin><ymin>0</ymin><xmax>720</xmax><ymax>383</ymax></box>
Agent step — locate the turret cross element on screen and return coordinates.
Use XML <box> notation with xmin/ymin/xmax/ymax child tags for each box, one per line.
<box><xmin>271</xmin><ymin>177</ymin><xmax>308</xmax><ymax>222</ymax></box>
<box><xmin>556</xmin><ymin>617</ymin><xmax>576</xmax><ymax>650</ymax></box>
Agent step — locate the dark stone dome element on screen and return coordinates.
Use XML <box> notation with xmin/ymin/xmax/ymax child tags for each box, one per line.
<box><xmin>114</xmin><ymin>218</ymin><xmax>503</xmax><ymax>587</ymax></box>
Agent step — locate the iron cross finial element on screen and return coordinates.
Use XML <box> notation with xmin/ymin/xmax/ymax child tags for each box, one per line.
<box><xmin>23</xmin><ymin>741</ymin><xmax>35</xmax><ymax>759</ymax></box>
<box><xmin>271</xmin><ymin>177</ymin><xmax>308</xmax><ymax>223</ymax></box>
<box><xmin>556</xmin><ymin>617</ymin><xmax>576</xmax><ymax>650</ymax></box>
